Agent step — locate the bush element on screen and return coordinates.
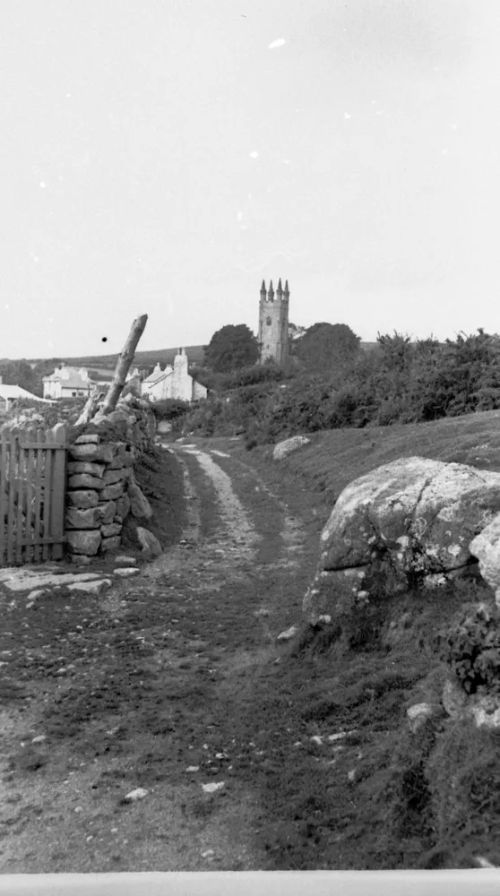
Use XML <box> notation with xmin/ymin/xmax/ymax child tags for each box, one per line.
<box><xmin>150</xmin><ymin>399</ymin><xmax>190</xmax><ymax>421</ymax></box>
<box><xmin>180</xmin><ymin>328</ymin><xmax>500</xmax><ymax>444</ymax></box>
<box><xmin>436</xmin><ymin>602</ymin><xmax>500</xmax><ymax>696</ymax></box>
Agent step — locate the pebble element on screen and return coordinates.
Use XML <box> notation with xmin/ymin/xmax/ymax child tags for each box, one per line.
<box><xmin>201</xmin><ymin>849</ymin><xmax>214</xmax><ymax>858</ymax></box>
<box><xmin>327</xmin><ymin>732</ymin><xmax>347</xmax><ymax>743</ymax></box>
<box><xmin>26</xmin><ymin>589</ymin><xmax>46</xmax><ymax>602</ymax></box>
<box><xmin>31</xmin><ymin>734</ymin><xmax>47</xmax><ymax>744</ymax></box>
<box><xmin>310</xmin><ymin>735</ymin><xmax>323</xmax><ymax>746</ymax></box>
<box><xmin>114</xmin><ymin>568</ymin><xmax>140</xmax><ymax>578</ymax></box>
<box><xmin>186</xmin><ymin>766</ymin><xmax>200</xmax><ymax>773</ymax></box>
<box><xmin>277</xmin><ymin>624</ymin><xmax>299</xmax><ymax>642</ymax></box>
<box><xmin>123</xmin><ymin>787</ymin><xmax>148</xmax><ymax>802</ymax></box>
<box><xmin>201</xmin><ymin>782</ymin><xmax>225</xmax><ymax>794</ymax></box>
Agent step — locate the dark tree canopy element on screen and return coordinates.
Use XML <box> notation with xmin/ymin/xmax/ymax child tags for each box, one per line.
<box><xmin>0</xmin><ymin>360</ymin><xmax>39</xmax><ymax>395</ymax></box>
<box><xmin>204</xmin><ymin>324</ymin><xmax>259</xmax><ymax>372</ymax></box>
<box><xmin>295</xmin><ymin>322</ymin><xmax>361</xmax><ymax>371</ymax></box>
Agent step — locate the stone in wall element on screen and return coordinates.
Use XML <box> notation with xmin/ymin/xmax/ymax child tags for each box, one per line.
<box><xmin>69</xmin><ymin>443</ymin><xmax>116</xmax><ymax>464</ymax></box>
<box><xmin>128</xmin><ymin>473</ymin><xmax>152</xmax><ymax>519</ymax></box>
<box><xmin>74</xmin><ymin>433</ymin><xmax>100</xmax><ymax>445</ymax></box>
<box><xmin>103</xmin><ymin>467</ymin><xmax>129</xmax><ymax>486</ymax></box>
<box><xmin>115</xmin><ymin>494</ymin><xmax>131</xmax><ymax>520</ymax></box>
<box><xmin>67</xmin><ymin>461</ymin><xmax>104</xmax><ymax>478</ymax></box>
<box><xmin>66</xmin><ymin>490</ymin><xmax>99</xmax><ymax>509</ymax></box>
<box><xmin>101</xmin><ymin>523</ymin><xmax>122</xmax><ymax>538</ymax></box>
<box><xmin>108</xmin><ymin>444</ymin><xmax>135</xmax><ymax>469</ymax></box>
<box><xmin>98</xmin><ymin>501</ymin><xmax>117</xmax><ymax>524</ymax></box>
<box><xmin>101</xmin><ymin>535</ymin><xmax>122</xmax><ymax>552</ymax></box>
<box><xmin>101</xmin><ymin>482</ymin><xmax>125</xmax><ymax>501</ymax></box>
<box><xmin>66</xmin><ymin>530</ymin><xmax>102</xmax><ymax>555</ymax></box>
<box><xmin>68</xmin><ymin>473</ymin><xmax>105</xmax><ymax>491</ymax></box>
<box><xmin>66</xmin><ymin>507</ymin><xmax>104</xmax><ymax>530</ymax></box>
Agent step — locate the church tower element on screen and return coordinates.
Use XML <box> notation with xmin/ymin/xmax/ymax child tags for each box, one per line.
<box><xmin>258</xmin><ymin>278</ymin><xmax>290</xmax><ymax>365</ymax></box>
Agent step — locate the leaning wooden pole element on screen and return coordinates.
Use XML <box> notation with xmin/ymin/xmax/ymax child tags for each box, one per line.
<box><xmin>100</xmin><ymin>314</ymin><xmax>148</xmax><ymax>415</ymax></box>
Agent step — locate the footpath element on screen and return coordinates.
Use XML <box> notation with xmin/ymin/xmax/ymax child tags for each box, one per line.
<box><xmin>0</xmin><ymin>438</ymin><xmax>328</xmax><ymax>872</ymax></box>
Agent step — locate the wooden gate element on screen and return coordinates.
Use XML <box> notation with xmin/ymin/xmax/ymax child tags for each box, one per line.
<box><xmin>0</xmin><ymin>423</ymin><xmax>67</xmax><ymax>566</ymax></box>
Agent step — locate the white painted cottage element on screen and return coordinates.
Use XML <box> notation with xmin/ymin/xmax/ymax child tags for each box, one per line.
<box><xmin>141</xmin><ymin>349</ymin><xmax>207</xmax><ymax>403</ymax></box>
<box><xmin>42</xmin><ymin>365</ymin><xmax>95</xmax><ymax>400</ymax></box>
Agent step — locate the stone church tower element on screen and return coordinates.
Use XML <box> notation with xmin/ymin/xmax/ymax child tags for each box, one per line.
<box><xmin>258</xmin><ymin>278</ymin><xmax>290</xmax><ymax>365</ymax></box>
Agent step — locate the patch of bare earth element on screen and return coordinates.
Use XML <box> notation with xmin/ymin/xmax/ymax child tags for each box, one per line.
<box><xmin>0</xmin><ymin>438</ymin><xmax>323</xmax><ymax>872</ymax></box>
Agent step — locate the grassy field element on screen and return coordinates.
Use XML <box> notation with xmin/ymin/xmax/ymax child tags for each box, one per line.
<box><xmin>227</xmin><ymin>409</ymin><xmax>500</xmax><ymax>868</ymax></box>
<box><xmin>276</xmin><ymin>408</ymin><xmax>500</xmax><ymax>506</ymax></box>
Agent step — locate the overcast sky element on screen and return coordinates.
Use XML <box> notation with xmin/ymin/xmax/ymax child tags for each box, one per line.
<box><xmin>1</xmin><ymin>0</ymin><xmax>499</xmax><ymax>359</ymax></box>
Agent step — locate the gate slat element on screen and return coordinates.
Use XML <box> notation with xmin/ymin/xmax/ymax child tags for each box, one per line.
<box><xmin>48</xmin><ymin>423</ymin><xmax>66</xmax><ymax>561</ymax></box>
<box><xmin>6</xmin><ymin>431</ymin><xmax>18</xmax><ymax>565</ymax></box>
<box><xmin>31</xmin><ymin>431</ymin><xmax>44</xmax><ymax>564</ymax></box>
<box><xmin>25</xmin><ymin>444</ymin><xmax>35</xmax><ymax>564</ymax></box>
<box><xmin>0</xmin><ymin>432</ymin><xmax>7</xmax><ymax>565</ymax></box>
<box><xmin>15</xmin><ymin>436</ymin><xmax>26</xmax><ymax>564</ymax></box>
<box><xmin>39</xmin><ymin>428</ymin><xmax>52</xmax><ymax>563</ymax></box>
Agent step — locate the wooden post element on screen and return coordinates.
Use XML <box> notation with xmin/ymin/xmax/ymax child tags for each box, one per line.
<box><xmin>100</xmin><ymin>314</ymin><xmax>148</xmax><ymax>416</ymax></box>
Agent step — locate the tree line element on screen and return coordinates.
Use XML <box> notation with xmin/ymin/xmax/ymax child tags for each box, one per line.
<box><xmin>178</xmin><ymin>324</ymin><xmax>500</xmax><ymax>446</ymax></box>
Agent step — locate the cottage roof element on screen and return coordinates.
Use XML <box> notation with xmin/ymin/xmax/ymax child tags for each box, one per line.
<box><xmin>0</xmin><ymin>384</ymin><xmax>52</xmax><ymax>402</ymax></box>
<box><xmin>143</xmin><ymin>363</ymin><xmax>173</xmax><ymax>385</ymax></box>
<box><xmin>143</xmin><ymin>370</ymin><xmax>174</xmax><ymax>387</ymax></box>
<box><xmin>43</xmin><ymin>366</ymin><xmax>94</xmax><ymax>390</ymax></box>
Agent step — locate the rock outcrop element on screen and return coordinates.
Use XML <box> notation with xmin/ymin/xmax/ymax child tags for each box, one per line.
<box><xmin>304</xmin><ymin>456</ymin><xmax>500</xmax><ymax>623</ymax></box>
<box><xmin>273</xmin><ymin>435</ymin><xmax>311</xmax><ymax>461</ymax></box>
<box><xmin>303</xmin><ymin>455</ymin><xmax>500</xmax><ymax>730</ymax></box>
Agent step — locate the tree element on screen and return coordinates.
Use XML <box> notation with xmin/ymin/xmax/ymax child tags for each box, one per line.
<box><xmin>294</xmin><ymin>322</ymin><xmax>360</xmax><ymax>374</ymax></box>
<box><xmin>0</xmin><ymin>360</ymin><xmax>39</xmax><ymax>395</ymax></box>
<box><xmin>204</xmin><ymin>324</ymin><xmax>259</xmax><ymax>373</ymax></box>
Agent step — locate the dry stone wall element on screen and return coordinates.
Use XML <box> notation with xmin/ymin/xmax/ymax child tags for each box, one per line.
<box><xmin>64</xmin><ymin>401</ymin><xmax>156</xmax><ymax>559</ymax></box>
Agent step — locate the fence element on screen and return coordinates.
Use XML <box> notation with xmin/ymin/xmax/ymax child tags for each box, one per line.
<box><xmin>0</xmin><ymin>423</ymin><xmax>67</xmax><ymax>565</ymax></box>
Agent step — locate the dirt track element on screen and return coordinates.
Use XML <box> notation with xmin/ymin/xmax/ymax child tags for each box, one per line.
<box><xmin>0</xmin><ymin>438</ymin><xmax>326</xmax><ymax>872</ymax></box>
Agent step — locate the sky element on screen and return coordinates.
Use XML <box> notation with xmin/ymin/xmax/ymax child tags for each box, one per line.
<box><xmin>1</xmin><ymin>0</ymin><xmax>500</xmax><ymax>359</ymax></box>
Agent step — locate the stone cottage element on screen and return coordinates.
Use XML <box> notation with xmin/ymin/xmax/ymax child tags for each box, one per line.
<box><xmin>141</xmin><ymin>349</ymin><xmax>207</xmax><ymax>403</ymax></box>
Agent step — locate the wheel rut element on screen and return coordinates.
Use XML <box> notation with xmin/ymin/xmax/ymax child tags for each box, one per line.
<box><xmin>0</xmin><ymin>437</ymin><xmax>317</xmax><ymax>872</ymax></box>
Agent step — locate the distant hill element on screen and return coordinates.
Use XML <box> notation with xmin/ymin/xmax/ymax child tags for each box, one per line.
<box><xmin>27</xmin><ymin>345</ymin><xmax>207</xmax><ymax>370</ymax></box>
<box><xmin>22</xmin><ymin>340</ymin><xmax>382</xmax><ymax>371</ymax></box>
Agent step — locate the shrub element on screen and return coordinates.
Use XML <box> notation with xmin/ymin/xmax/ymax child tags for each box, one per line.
<box><xmin>436</xmin><ymin>602</ymin><xmax>500</xmax><ymax>695</ymax></box>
